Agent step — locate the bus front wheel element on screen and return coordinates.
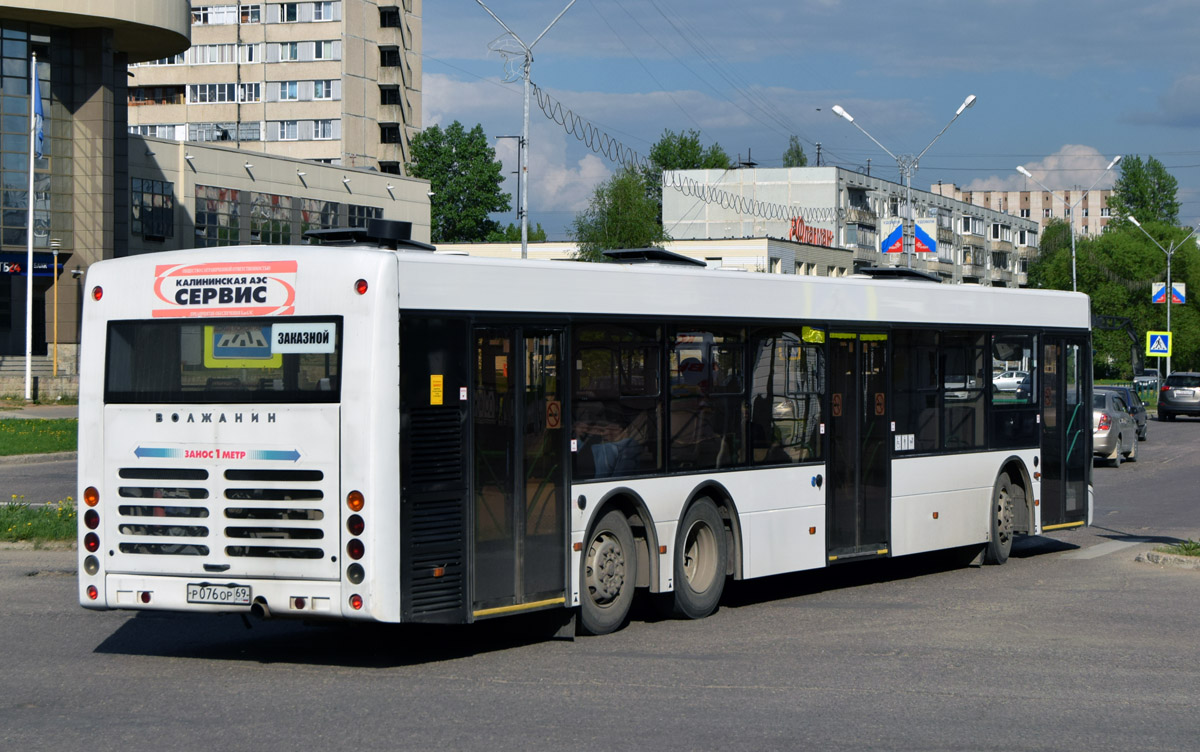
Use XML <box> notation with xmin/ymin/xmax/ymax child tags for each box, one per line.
<box><xmin>580</xmin><ymin>509</ymin><xmax>637</xmax><ymax>636</ymax></box>
<box><xmin>985</xmin><ymin>472</ymin><xmax>1020</xmax><ymax>565</ymax></box>
<box><xmin>672</xmin><ymin>498</ymin><xmax>728</xmax><ymax>619</ymax></box>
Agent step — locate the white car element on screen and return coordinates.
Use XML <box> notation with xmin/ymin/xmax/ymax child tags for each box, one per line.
<box><xmin>993</xmin><ymin>370</ymin><xmax>1028</xmax><ymax>391</ymax></box>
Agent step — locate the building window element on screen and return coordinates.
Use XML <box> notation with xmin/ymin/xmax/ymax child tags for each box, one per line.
<box><xmin>250</xmin><ymin>192</ymin><xmax>292</xmax><ymax>245</ymax></box>
<box><xmin>314</xmin><ymin>79</ymin><xmax>334</xmax><ymax>100</ymax></box>
<box><xmin>241</xmin><ymin>4</ymin><xmax>262</xmax><ymax>23</ymax></box>
<box><xmin>281</xmin><ymin>3</ymin><xmax>298</xmax><ymax>22</ymax></box>
<box><xmin>241</xmin><ymin>43</ymin><xmax>261</xmax><ymax>63</ymax></box>
<box><xmin>1101</xmin><ymin>207</ymin><xmax>1111</xmax><ymax>217</ymax></box>
<box><xmin>380</xmin><ymin>123</ymin><xmax>402</xmax><ymax>144</ymax></box>
<box><xmin>314</xmin><ymin>119</ymin><xmax>334</xmax><ymax>140</ymax></box>
<box><xmin>380</xmin><ymin>46</ymin><xmax>401</xmax><ymax>67</ymax></box>
<box><xmin>278</xmin><ymin>120</ymin><xmax>298</xmax><ymax>140</ymax></box>
<box><xmin>188</xmin><ymin>83</ymin><xmax>238</xmax><ymax>104</ymax></box>
<box><xmin>313</xmin><ymin>1</ymin><xmax>335</xmax><ymax>21</ymax></box>
<box><xmin>279</xmin><ymin>42</ymin><xmax>299</xmax><ymax>61</ymax></box>
<box><xmin>301</xmin><ymin>198</ymin><xmax>340</xmax><ymax>242</ymax></box>
<box><xmin>1082</xmin><ymin>208</ymin><xmax>1089</xmax><ymax>218</ymax></box>
<box><xmin>129</xmin><ymin>86</ymin><xmax>185</xmax><ymax>105</ymax></box>
<box><xmin>1019</xmin><ymin>208</ymin><xmax>1030</xmax><ymax>218</ymax></box>
<box><xmin>348</xmin><ymin>204</ymin><xmax>382</xmax><ymax>228</ymax></box>
<box><xmin>379</xmin><ymin>85</ymin><xmax>400</xmax><ymax>105</ymax></box>
<box><xmin>238</xmin><ymin>82</ymin><xmax>261</xmax><ymax>103</ymax></box>
<box><xmin>1043</xmin><ymin>208</ymin><xmax>1052</xmax><ymax>218</ymax></box>
<box><xmin>189</xmin><ymin>44</ymin><xmax>237</xmax><ymax>64</ymax></box>
<box><xmin>313</xmin><ymin>40</ymin><xmax>335</xmax><ymax>60</ymax></box>
<box><xmin>279</xmin><ymin>81</ymin><xmax>299</xmax><ymax>101</ymax></box>
<box><xmin>380</xmin><ymin>6</ymin><xmax>401</xmax><ymax>27</ymax></box>
<box><xmin>131</xmin><ymin>179</ymin><xmax>175</xmax><ymax>240</ymax></box>
<box><xmin>193</xmin><ymin>5</ymin><xmax>239</xmax><ymax>25</ymax></box>
<box><xmin>379</xmin><ymin>161</ymin><xmax>401</xmax><ymax>174</ymax></box>
<box><xmin>195</xmin><ymin>186</ymin><xmax>241</xmax><ymax>247</ymax></box>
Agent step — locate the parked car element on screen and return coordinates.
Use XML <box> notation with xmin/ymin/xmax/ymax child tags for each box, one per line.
<box><xmin>992</xmin><ymin>370</ymin><xmax>1028</xmax><ymax>391</ymax></box>
<box><xmin>1134</xmin><ymin>368</ymin><xmax>1160</xmax><ymax>390</ymax></box>
<box><xmin>1093</xmin><ymin>390</ymin><xmax>1138</xmax><ymax>465</ymax></box>
<box><xmin>1158</xmin><ymin>371</ymin><xmax>1200</xmax><ymax>420</ymax></box>
<box><xmin>1095</xmin><ymin>385</ymin><xmax>1147</xmax><ymax>441</ymax></box>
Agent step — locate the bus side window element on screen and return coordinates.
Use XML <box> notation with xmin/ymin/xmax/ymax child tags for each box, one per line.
<box><xmin>748</xmin><ymin>330</ymin><xmax>823</xmax><ymax>465</ymax></box>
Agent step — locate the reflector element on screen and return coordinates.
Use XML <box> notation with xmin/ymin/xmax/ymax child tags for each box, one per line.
<box><xmin>139</xmin><ymin>591</ymin><xmax>151</xmax><ymax>604</ymax></box>
<box><xmin>349</xmin><ymin>594</ymin><xmax>363</xmax><ymax>610</ymax></box>
<box><xmin>92</xmin><ymin>286</ymin><xmax>103</xmax><ymax>301</ymax></box>
<box><xmin>86</xmin><ymin>585</ymin><xmax>98</xmax><ymax>600</ymax></box>
<box><xmin>355</xmin><ymin>279</ymin><xmax>368</xmax><ymax>295</ymax></box>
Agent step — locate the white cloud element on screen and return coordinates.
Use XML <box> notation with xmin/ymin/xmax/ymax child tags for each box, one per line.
<box><xmin>964</xmin><ymin>145</ymin><xmax>1121</xmax><ymax>192</ymax></box>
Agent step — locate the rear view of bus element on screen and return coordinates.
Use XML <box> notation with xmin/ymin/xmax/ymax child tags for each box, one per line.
<box><xmin>77</xmin><ymin>245</ymin><xmax>403</xmax><ymax>622</ymax></box>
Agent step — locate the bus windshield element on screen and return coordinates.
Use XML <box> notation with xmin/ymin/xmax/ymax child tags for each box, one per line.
<box><xmin>104</xmin><ymin>317</ymin><xmax>342</xmax><ymax>404</ymax></box>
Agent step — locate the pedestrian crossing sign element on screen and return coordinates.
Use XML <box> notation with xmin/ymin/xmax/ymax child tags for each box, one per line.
<box><xmin>1146</xmin><ymin>331</ymin><xmax>1172</xmax><ymax>357</ymax></box>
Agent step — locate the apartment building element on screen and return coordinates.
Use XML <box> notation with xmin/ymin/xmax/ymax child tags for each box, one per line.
<box><xmin>931</xmin><ymin>183</ymin><xmax>1113</xmax><ymax>239</ymax></box>
<box><xmin>127</xmin><ymin>0</ymin><xmax>422</xmax><ymax>173</ymax></box>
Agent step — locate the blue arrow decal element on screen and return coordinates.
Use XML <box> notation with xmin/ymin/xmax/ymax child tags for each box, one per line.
<box><xmin>134</xmin><ymin>446</ymin><xmax>181</xmax><ymax>459</ymax></box>
<box><xmin>250</xmin><ymin>449</ymin><xmax>301</xmax><ymax>462</ymax></box>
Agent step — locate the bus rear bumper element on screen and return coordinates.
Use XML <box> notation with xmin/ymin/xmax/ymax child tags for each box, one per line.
<box><xmin>85</xmin><ymin>574</ymin><xmax>349</xmax><ymax>619</ymax></box>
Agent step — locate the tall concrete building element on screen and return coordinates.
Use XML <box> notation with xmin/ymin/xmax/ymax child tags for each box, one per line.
<box><xmin>931</xmin><ymin>183</ymin><xmax>1114</xmax><ymax>239</ymax></box>
<box><xmin>127</xmin><ymin>0</ymin><xmax>422</xmax><ymax>174</ymax></box>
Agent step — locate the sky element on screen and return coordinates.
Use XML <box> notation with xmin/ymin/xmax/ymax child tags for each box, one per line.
<box><xmin>421</xmin><ymin>0</ymin><xmax>1200</xmax><ymax>240</ymax></box>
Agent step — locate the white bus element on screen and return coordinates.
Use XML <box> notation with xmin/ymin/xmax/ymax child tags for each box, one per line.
<box><xmin>77</xmin><ymin>225</ymin><xmax>1092</xmax><ymax>635</ymax></box>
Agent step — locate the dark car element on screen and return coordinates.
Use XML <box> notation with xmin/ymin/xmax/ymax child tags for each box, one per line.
<box><xmin>1158</xmin><ymin>372</ymin><xmax>1200</xmax><ymax>421</ymax></box>
<box><xmin>1096</xmin><ymin>385</ymin><xmax>1147</xmax><ymax>441</ymax></box>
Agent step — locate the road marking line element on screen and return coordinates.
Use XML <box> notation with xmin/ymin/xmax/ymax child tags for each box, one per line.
<box><xmin>1062</xmin><ymin>539</ymin><xmax>1150</xmax><ymax>560</ymax></box>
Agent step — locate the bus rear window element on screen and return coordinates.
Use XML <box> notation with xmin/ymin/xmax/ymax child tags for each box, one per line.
<box><xmin>105</xmin><ymin>318</ymin><xmax>342</xmax><ymax>404</ymax></box>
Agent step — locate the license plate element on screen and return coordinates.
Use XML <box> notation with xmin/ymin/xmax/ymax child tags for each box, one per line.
<box><xmin>1175</xmin><ymin>389</ymin><xmax>1194</xmax><ymax>398</ymax></box>
<box><xmin>186</xmin><ymin>583</ymin><xmax>252</xmax><ymax>606</ymax></box>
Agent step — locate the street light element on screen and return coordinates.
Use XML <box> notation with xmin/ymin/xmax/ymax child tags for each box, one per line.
<box><xmin>1016</xmin><ymin>155</ymin><xmax>1122</xmax><ymax>292</ymax></box>
<box><xmin>832</xmin><ymin>95</ymin><xmax>976</xmax><ymax>269</ymax></box>
<box><xmin>1127</xmin><ymin>215</ymin><xmax>1198</xmax><ymax>378</ymax></box>
<box><xmin>475</xmin><ymin>0</ymin><xmax>576</xmax><ymax>260</ymax></box>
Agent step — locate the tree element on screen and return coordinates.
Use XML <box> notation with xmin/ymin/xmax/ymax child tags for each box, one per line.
<box><xmin>1108</xmin><ymin>155</ymin><xmax>1179</xmax><ymax>226</ymax></box>
<box><xmin>782</xmin><ymin>135</ymin><xmax>808</xmax><ymax>167</ymax></box>
<box><xmin>406</xmin><ymin>121</ymin><xmax>511</xmax><ymax>243</ymax></box>
<box><xmin>571</xmin><ymin>166</ymin><xmax>670</xmax><ymax>262</ymax></box>
<box><xmin>485</xmin><ymin>222</ymin><xmax>548</xmax><ymax>243</ymax></box>
<box><xmin>640</xmin><ymin>128</ymin><xmax>732</xmax><ymax>222</ymax></box>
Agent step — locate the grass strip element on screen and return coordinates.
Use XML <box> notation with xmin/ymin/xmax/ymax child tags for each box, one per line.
<box><xmin>1157</xmin><ymin>539</ymin><xmax>1200</xmax><ymax>557</ymax></box>
<box><xmin>1</xmin><ymin>497</ymin><xmax>77</xmax><ymax>542</ymax></box>
<box><xmin>0</xmin><ymin>418</ymin><xmax>77</xmax><ymax>456</ymax></box>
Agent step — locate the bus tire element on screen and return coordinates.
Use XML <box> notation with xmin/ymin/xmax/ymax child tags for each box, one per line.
<box><xmin>985</xmin><ymin>472</ymin><xmax>1019</xmax><ymax>565</ymax></box>
<box><xmin>579</xmin><ymin>509</ymin><xmax>637</xmax><ymax>636</ymax></box>
<box><xmin>672</xmin><ymin>498</ymin><xmax>727</xmax><ymax>619</ymax></box>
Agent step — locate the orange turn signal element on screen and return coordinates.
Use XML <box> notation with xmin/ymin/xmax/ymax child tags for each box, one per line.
<box><xmin>84</xmin><ymin>486</ymin><xmax>99</xmax><ymax>507</ymax></box>
<box><xmin>346</xmin><ymin>490</ymin><xmax>364</xmax><ymax>512</ymax></box>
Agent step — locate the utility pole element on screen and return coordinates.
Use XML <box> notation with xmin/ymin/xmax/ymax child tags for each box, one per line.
<box><xmin>475</xmin><ymin>0</ymin><xmax>576</xmax><ymax>260</ymax></box>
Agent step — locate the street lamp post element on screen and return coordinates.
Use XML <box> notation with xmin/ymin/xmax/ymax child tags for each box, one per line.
<box><xmin>1127</xmin><ymin>216</ymin><xmax>1198</xmax><ymax>379</ymax></box>
<box><xmin>496</xmin><ymin>135</ymin><xmax>524</xmax><ymax>243</ymax></box>
<box><xmin>475</xmin><ymin>0</ymin><xmax>576</xmax><ymax>260</ymax></box>
<box><xmin>1016</xmin><ymin>155</ymin><xmax>1122</xmax><ymax>292</ymax></box>
<box><xmin>832</xmin><ymin>95</ymin><xmax>976</xmax><ymax>269</ymax></box>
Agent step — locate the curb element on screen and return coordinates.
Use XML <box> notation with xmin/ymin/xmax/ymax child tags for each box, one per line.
<box><xmin>1135</xmin><ymin>550</ymin><xmax>1200</xmax><ymax>571</ymax></box>
<box><xmin>0</xmin><ymin>451</ymin><xmax>76</xmax><ymax>466</ymax></box>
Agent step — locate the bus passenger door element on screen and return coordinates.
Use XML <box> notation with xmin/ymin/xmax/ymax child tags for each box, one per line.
<box><xmin>472</xmin><ymin>326</ymin><xmax>566</xmax><ymax>616</ymax></box>
<box><xmin>826</xmin><ymin>332</ymin><xmax>891</xmax><ymax>560</ymax></box>
<box><xmin>1040</xmin><ymin>336</ymin><xmax>1090</xmax><ymax>529</ymax></box>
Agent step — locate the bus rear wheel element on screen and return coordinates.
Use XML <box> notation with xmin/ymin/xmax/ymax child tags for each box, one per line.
<box><xmin>579</xmin><ymin>509</ymin><xmax>637</xmax><ymax>636</ymax></box>
<box><xmin>985</xmin><ymin>472</ymin><xmax>1020</xmax><ymax>565</ymax></box>
<box><xmin>672</xmin><ymin>498</ymin><xmax>727</xmax><ymax>619</ymax></box>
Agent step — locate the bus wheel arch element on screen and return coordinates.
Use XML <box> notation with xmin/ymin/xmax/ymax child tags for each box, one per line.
<box><xmin>578</xmin><ymin>489</ymin><xmax>658</xmax><ymax>636</ymax></box>
<box><xmin>671</xmin><ymin>482</ymin><xmax>742</xmax><ymax>619</ymax></box>
<box><xmin>985</xmin><ymin>459</ymin><xmax>1028</xmax><ymax>565</ymax></box>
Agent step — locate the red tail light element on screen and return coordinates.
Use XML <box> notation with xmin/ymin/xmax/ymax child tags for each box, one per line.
<box><xmin>349</xmin><ymin>594</ymin><xmax>363</xmax><ymax>610</ymax></box>
<box><xmin>1161</xmin><ymin>384</ymin><xmax>1170</xmax><ymax>392</ymax></box>
<box><xmin>1097</xmin><ymin>413</ymin><xmax>1111</xmax><ymax>431</ymax></box>
<box><xmin>86</xmin><ymin>585</ymin><xmax>98</xmax><ymax>600</ymax></box>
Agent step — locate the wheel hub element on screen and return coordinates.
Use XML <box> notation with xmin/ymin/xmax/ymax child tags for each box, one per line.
<box><xmin>586</xmin><ymin>533</ymin><xmax>626</xmax><ymax>604</ymax></box>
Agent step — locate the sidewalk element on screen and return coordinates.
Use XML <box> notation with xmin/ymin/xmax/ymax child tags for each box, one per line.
<box><xmin>0</xmin><ymin>403</ymin><xmax>78</xmax><ymax>420</ymax></box>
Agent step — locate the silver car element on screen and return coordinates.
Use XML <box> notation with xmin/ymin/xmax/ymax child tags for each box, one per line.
<box><xmin>1158</xmin><ymin>371</ymin><xmax>1200</xmax><ymax>420</ymax></box>
<box><xmin>1093</xmin><ymin>390</ymin><xmax>1138</xmax><ymax>466</ymax></box>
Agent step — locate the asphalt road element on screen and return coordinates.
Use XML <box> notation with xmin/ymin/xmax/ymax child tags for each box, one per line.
<box><xmin>1</xmin><ymin>418</ymin><xmax>1198</xmax><ymax>751</ymax></box>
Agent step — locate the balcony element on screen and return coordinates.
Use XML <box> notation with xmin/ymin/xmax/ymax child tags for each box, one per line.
<box><xmin>845</xmin><ymin>207</ymin><xmax>875</xmax><ymax>225</ymax></box>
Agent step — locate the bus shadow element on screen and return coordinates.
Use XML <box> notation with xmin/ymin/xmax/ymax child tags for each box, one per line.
<box><xmin>93</xmin><ymin>610</ymin><xmax>575</xmax><ymax>667</ymax></box>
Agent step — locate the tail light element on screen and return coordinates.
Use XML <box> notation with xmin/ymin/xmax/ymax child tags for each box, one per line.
<box><xmin>349</xmin><ymin>594</ymin><xmax>363</xmax><ymax>610</ymax></box>
<box><xmin>1097</xmin><ymin>413</ymin><xmax>1111</xmax><ymax>431</ymax></box>
<box><xmin>347</xmin><ymin>539</ymin><xmax>364</xmax><ymax>560</ymax></box>
<box><xmin>1161</xmin><ymin>384</ymin><xmax>1170</xmax><ymax>392</ymax></box>
<box><xmin>86</xmin><ymin>585</ymin><xmax>98</xmax><ymax>600</ymax></box>
<box><xmin>84</xmin><ymin>532</ymin><xmax>100</xmax><ymax>552</ymax></box>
